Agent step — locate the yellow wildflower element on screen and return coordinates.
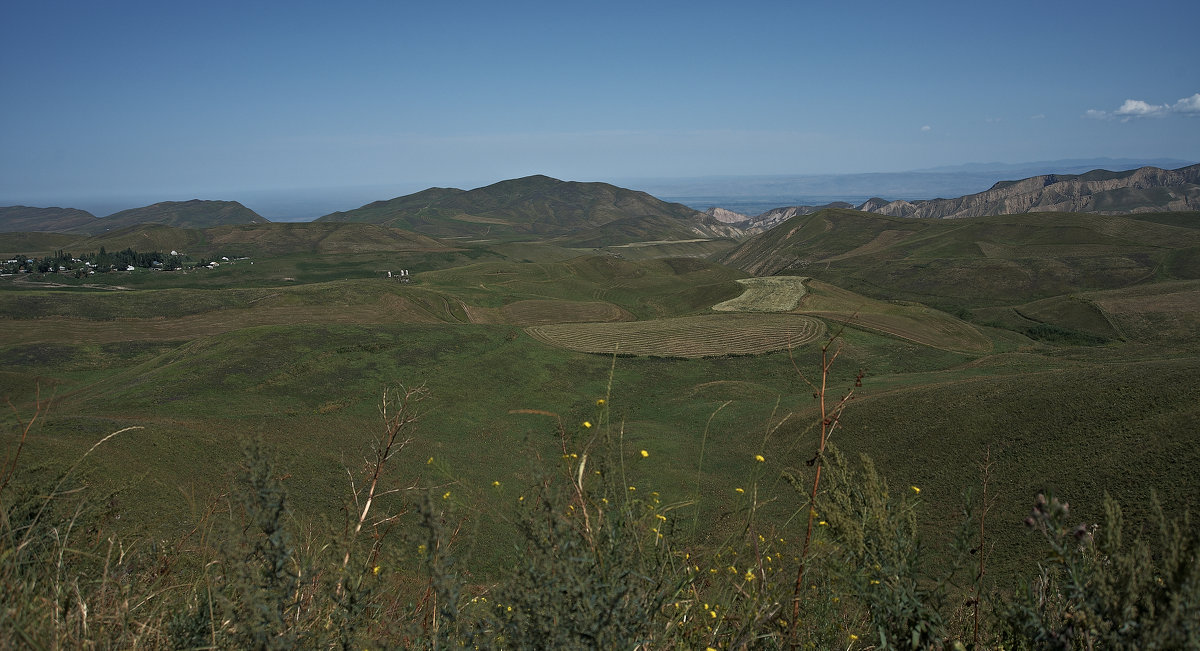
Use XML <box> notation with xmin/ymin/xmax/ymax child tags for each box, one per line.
<box><xmin>640</xmin><ymin>449</ymin><xmax>649</xmax><ymax>458</ymax></box>
<box><xmin>372</xmin><ymin>565</ymin><xmax>380</xmax><ymax>575</ymax></box>
<box><xmin>744</xmin><ymin>570</ymin><xmax>756</xmax><ymax>582</ymax></box>
<box><xmin>596</xmin><ymin>399</ymin><xmax>605</xmax><ymax>406</ymax></box>
<box><xmin>582</xmin><ymin>421</ymin><xmax>592</xmax><ymax>428</ymax></box>
<box><xmin>492</xmin><ymin>480</ymin><xmax>501</xmax><ymax>487</ymax></box>
<box><xmin>735</xmin><ymin>487</ymin><xmax>745</xmax><ymax>494</ymax></box>
<box><xmin>911</xmin><ymin>485</ymin><xmax>920</xmax><ymax>493</ymax></box>
<box><xmin>755</xmin><ymin>454</ymin><xmax>765</xmax><ymax>462</ymax></box>
<box><xmin>850</xmin><ymin>633</ymin><xmax>859</xmax><ymax>641</ymax></box>
<box><xmin>442</xmin><ymin>491</ymin><xmax>451</xmax><ymax>500</ymax></box>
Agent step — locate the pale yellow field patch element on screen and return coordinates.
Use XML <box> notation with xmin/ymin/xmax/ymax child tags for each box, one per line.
<box><xmin>712</xmin><ymin>277</ymin><xmax>809</xmax><ymax>312</ymax></box>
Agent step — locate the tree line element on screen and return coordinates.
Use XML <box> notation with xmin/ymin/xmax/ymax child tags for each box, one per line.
<box><xmin>2</xmin><ymin>246</ymin><xmax>188</xmax><ymax>275</ymax></box>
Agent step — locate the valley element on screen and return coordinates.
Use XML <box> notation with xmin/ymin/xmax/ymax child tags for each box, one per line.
<box><xmin>2</xmin><ymin>172</ymin><xmax>1198</xmax><ymax>646</ymax></box>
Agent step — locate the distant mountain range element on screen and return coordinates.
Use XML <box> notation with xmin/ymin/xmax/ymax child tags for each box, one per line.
<box><xmin>854</xmin><ymin>164</ymin><xmax>1200</xmax><ymax>219</ymax></box>
<box><xmin>701</xmin><ymin>164</ymin><xmax>1200</xmax><ymax>231</ymax></box>
<box><xmin>2</xmin><ymin>163</ymin><xmax>1198</xmax><ymax>240</ymax></box>
<box><xmin>637</xmin><ymin>157</ymin><xmax>1198</xmax><ymax>207</ymax></box>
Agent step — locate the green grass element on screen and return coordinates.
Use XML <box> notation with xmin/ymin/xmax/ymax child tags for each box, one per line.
<box><xmin>4</xmin><ymin>221</ymin><xmax>1199</xmax><ymax>615</ymax></box>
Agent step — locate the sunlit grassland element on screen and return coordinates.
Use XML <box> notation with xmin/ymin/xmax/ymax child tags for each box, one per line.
<box><xmin>4</xmin><ymin>218</ymin><xmax>1200</xmax><ymax>604</ymax></box>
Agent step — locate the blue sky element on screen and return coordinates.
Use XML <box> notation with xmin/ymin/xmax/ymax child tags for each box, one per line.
<box><xmin>2</xmin><ymin>0</ymin><xmax>1198</xmax><ymax>208</ymax></box>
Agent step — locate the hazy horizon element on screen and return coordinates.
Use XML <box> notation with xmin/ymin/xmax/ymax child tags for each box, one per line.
<box><xmin>2</xmin><ymin>156</ymin><xmax>1194</xmax><ymax>222</ymax></box>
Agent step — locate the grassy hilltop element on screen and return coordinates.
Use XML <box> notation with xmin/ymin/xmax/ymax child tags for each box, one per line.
<box><xmin>2</xmin><ymin>188</ymin><xmax>1198</xmax><ymax>646</ymax></box>
<box><xmin>316</xmin><ymin>174</ymin><xmax>736</xmax><ymax>245</ymax></box>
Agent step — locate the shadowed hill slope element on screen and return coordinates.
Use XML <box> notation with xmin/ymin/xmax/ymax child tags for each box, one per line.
<box><xmin>718</xmin><ymin>208</ymin><xmax>1200</xmax><ymax>307</ymax></box>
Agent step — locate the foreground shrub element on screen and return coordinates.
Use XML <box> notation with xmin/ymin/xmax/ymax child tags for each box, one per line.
<box><xmin>1001</xmin><ymin>492</ymin><xmax>1200</xmax><ymax>649</ymax></box>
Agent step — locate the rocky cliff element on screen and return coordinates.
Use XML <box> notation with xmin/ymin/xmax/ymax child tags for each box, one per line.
<box><xmin>856</xmin><ymin>164</ymin><xmax>1200</xmax><ymax>219</ymax></box>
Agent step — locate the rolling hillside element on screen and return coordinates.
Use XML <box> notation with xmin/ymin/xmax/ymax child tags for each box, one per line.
<box><xmin>719</xmin><ymin>208</ymin><xmax>1200</xmax><ymax>307</ymax></box>
<box><xmin>0</xmin><ymin>221</ymin><xmax>453</xmax><ymax>260</ymax></box>
<box><xmin>317</xmin><ymin>175</ymin><xmax>737</xmax><ymax>245</ymax></box>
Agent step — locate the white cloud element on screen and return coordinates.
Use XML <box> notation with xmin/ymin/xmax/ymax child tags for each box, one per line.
<box><xmin>1030</xmin><ymin>113</ymin><xmax>1046</xmax><ymax>120</ymax></box>
<box><xmin>1085</xmin><ymin>92</ymin><xmax>1200</xmax><ymax>121</ymax></box>
<box><xmin>1173</xmin><ymin>93</ymin><xmax>1200</xmax><ymax>114</ymax></box>
<box><xmin>920</xmin><ymin>125</ymin><xmax>931</xmax><ymax>132</ymax></box>
<box><xmin>1115</xmin><ymin>99</ymin><xmax>1168</xmax><ymax>118</ymax></box>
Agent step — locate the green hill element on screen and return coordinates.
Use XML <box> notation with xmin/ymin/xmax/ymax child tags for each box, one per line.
<box><xmin>83</xmin><ymin>199</ymin><xmax>268</xmax><ymax>233</ymax></box>
<box><xmin>0</xmin><ymin>206</ymin><xmax>98</xmax><ymax>233</ymax></box>
<box><xmin>317</xmin><ymin>175</ymin><xmax>730</xmax><ymax>246</ymax></box>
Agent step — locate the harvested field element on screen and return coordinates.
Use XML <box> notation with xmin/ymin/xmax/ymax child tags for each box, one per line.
<box><xmin>525</xmin><ymin>313</ymin><xmax>825</xmax><ymax>357</ymax></box>
<box><xmin>712</xmin><ymin>277</ymin><xmax>808</xmax><ymax>312</ymax></box>
<box><xmin>804</xmin><ymin>311</ymin><xmax>992</xmax><ymax>353</ymax></box>
<box><xmin>794</xmin><ymin>279</ymin><xmax>991</xmax><ymax>353</ymax></box>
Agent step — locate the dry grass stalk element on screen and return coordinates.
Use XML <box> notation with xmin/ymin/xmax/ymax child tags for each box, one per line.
<box><xmin>336</xmin><ymin>383</ymin><xmax>426</xmax><ymax>598</ymax></box>
<box><xmin>788</xmin><ymin>323</ymin><xmax>858</xmax><ymax>642</ymax></box>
